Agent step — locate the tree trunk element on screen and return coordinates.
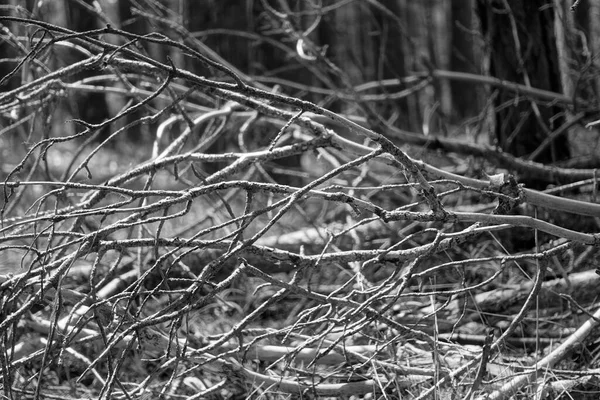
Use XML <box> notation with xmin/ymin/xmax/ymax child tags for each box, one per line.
<box><xmin>450</xmin><ymin>0</ymin><xmax>480</xmax><ymax>119</ymax></box>
<box><xmin>477</xmin><ymin>0</ymin><xmax>570</xmax><ymax>172</ymax></box>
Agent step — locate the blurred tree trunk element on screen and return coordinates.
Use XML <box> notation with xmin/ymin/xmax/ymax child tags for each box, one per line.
<box><xmin>450</xmin><ymin>0</ymin><xmax>480</xmax><ymax>119</ymax></box>
<box><xmin>0</xmin><ymin>1</ymin><xmax>34</xmax><ymax>91</ymax></box>
<box><xmin>398</xmin><ymin>0</ymin><xmax>429</xmax><ymax>132</ymax></box>
<box><xmin>316</xmin><ymin>1</ymin><xmax>424</xmax><ymax>131</ymax></box>
<box><xmin>328</xmin><ymin>2</ymin><xmax>376</xmax><ymax>85</ymax></box>
<box><xmin>316</xmin><ymin>0</ymin><xmax>376</xmax><ymax>112</ymax></box>
<box><xmin>477</xmin><ymin>0</ymin><xmax>570</xmax><ymax>168</ymax></box>
<box><xmin>429</xmin><ymin>0</ymin><xmax>452</xmax><ymax>120</ymax></box>
<box><xmin>589</xmin><ymin>0</ymin><xmax>600</xmax><ymax>108</ymax></box>
<box><xmin>555</xmin><ymin>0</ymin><xmax>600</xmax><ymax>165</ymax></box>
<box><xmin>568</xmin><ymin>0</ymin><xmax>600</xmax><ymax>108</ymax></box>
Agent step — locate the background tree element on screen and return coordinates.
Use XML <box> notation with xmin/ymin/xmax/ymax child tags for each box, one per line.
<box><xmin>478</xmin><ymin>0</ymin><xmax>570</xmax><ymax>168</ymax></box>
